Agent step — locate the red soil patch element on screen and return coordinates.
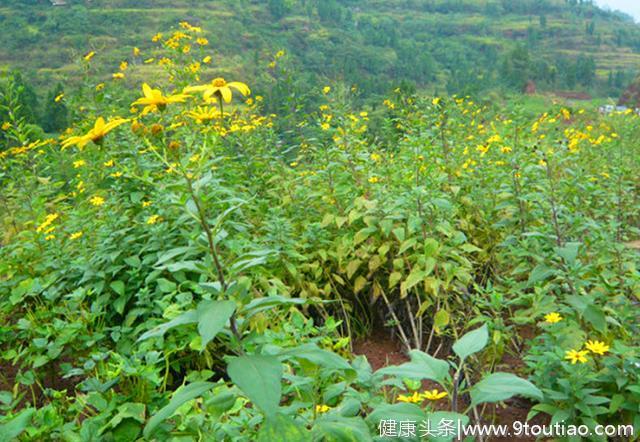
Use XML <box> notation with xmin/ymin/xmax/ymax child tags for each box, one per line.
<box><xmin>352</xmin><ymin>330</ymin><xmax>408</xmax><ymax>370</ymax></box>
<box><xmin>625</xmin><ymin>240</ymin><xmax>640</xmax><ymax>250</ymax></box>
<box><xmin>553</xmin><ymin>91</ymin><xmax>592</xmax><ymax>100</ymax></box>
<box><xmin>0</xmin><ymin>359</ymin><xmax>82</xmax><ymax>409</ymax></box>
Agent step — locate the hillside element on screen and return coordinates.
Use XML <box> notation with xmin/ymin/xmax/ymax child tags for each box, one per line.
<box><xmin>2</xmin><ymin>0</ymin><xmax>640</xmax><ymax>100</ymax></box>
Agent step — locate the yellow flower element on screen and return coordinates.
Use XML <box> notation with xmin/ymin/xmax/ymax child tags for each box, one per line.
<box><xmin>544</xmin><ymin>312</ymin><xmax>563</xmax><ymax>324</ymax></box>
<box><xmin>421</xmin><ymin>390</ymin><xmax>448</xmax><ymax>401</ymax></box>
<box><xmin>90</xmin><ymin>196</ymin><xmax>105</xmax><ymax>206</ymax></box>
<box><xmin>368</xmin><ymin>176</ymin><xmax>380</xmax><ymax>184</ymax></box>
<box><xmin>276</xmin><ymin>50</ymin><xmax>285</xmax><ymax>58</ymax></box>
<box><xmin>202</xmin><ymin>55</ymin><xmax>212</xmax><ymax>64</ymax></box>
<box><xmin>69</xmin><ymin>231</ymin><xmax>83</xmax><ymax>240</ymax></box>
<box><xmin>397</xmin><ymin>392</ymin><xmax>422</xmax><ymax>404</ymax></box>
<box><xmin>565</xmin><ymin>349</ymin><xmax>589</xmax><ymax>364</ymax></box>
<box><xmin>370</xmin><ymin>153</ymin><xmax>381</xmax><ymax>162</ymax></box>
<box><xmin>95</xmin><ymin>83</ymin><xmax>105</xmax><ymax>91</ymax></box>
<box><xmin>186</xmin><ymin>106</ymin><xmax>221</xmax><ymax>123</ymax></box>
<box><xmin>188</xmin><ymin>62</ymin><xmax>201</xmax><ymax>74</ymax></box>
<box><xmin>133</xmin><ymin>47</ymin><xmax>141</xmax><ymax>56</ymax></box>
<box><xmin>45</xmin><ymin>234</ymin><xmax>56</xmax><ymax>241</ymax></box>
<box><xmin>152</xmin><ymin>33</ymin><xmax>163</xmax><ymax>42</ymax></box>
<box><xmin>196</xmin><ymin>37</ymin><xmax>209</xmax><ymax>45</ymax></box>
<box><xmin>112</xmin><ymin>72</ymin><xmax>125</xmax><ymax>80</ymax></box>
<box><xmin>323</xmin><ymin>86</ymin><xmax>331</xmax><ymax>94</ymax></box>
<box><xmin>432</xmin><ymin>97</ymin><xmax>441</xmax><ymax>106</ymax></box>
<box><xmin>501</xmin><ymin>146</ymin><xmax>512</xmax><ymax>154</ymax></box>
<box><xmin>147</xmin><ymin>215</ymin><xmax>161</xmax><ymax>225</ymax></box>
<box><xmin>54</xmin><ymin>93</ymin><xmax>64</xmax><ymax>103</ymax></box>
<box><xmin>142</xmin><ymin>201</ymin><xmax>152</xmax><ymax>207</ymax></box>
<box><xmin>104</xmin><ymin>159</ymin><xmax>115</xmax><ymax>167</ymax></box>
<box><xmin>120</xmin><ymin>61</ymin><xmax>128</xmax><ymax>71</ymax></box>
<box><xmin>179</xmin><ymin>21</ymin><xmax>202</xmax><ymax>32</ymax></box>
<box><xmin>132</xmin><ymin>83</ymin><xmax>189</xmax><ymax>115</ymax></box>
<box><xmin>61</xmin><ymin>117</ymin><xmax>128</xmax><ymax>150</ymax></box>
<box><xmin>585</xmin><ymin>340</ymin><xmax>610</xmax><ymax>355</ymax></box>
<box><xmin>1</xmin><ymin>122</ymin><xmax>10</xmax><ymax>130</ymax></box>
<box><xmin>185</xmin><ymin>78</ymin><xmax>251</xmax><ymax>103</ymax></box>
<box><xmin>315</xmin><ymin>404</ymin><xmax>331</xmax><ymax>414</ymax></box>
<box><xmin>36</xmin><ymin>213</ymin><xmax>59</xmax><ymax>233</ymax></box>
<box><xmin>73</xmin><ymin>160</ymin><xmax>86</xmax><ymax>169</ymax></box>
<box><xmin>84</xmin><ymin>51</ymin><xmax>96</xmax><ymax>62</ymax></box>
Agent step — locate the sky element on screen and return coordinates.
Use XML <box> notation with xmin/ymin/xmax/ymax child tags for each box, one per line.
<box><xmin>596</xmin><ymin>0</ymin><xmax>640</xmax><ymax>21</ymax></box>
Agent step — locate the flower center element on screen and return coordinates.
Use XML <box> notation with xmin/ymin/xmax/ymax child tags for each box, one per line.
<box><xmin>212</xmin><ymin>78</ymin><xmax>226</xmax><ymax>87</ymax></box>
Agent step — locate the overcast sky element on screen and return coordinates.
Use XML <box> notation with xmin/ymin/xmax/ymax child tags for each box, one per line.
<box><xmin>596</xmin><ymin>0</ymin><xmax>640</xmax><ymax>21</ymax></box>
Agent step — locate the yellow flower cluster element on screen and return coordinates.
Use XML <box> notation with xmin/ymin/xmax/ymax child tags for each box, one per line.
<box><xmin>397</xmin><ymin>389</ymin><xmax>448</xmax><ymax>403</ymax></box>
<box><xmin>544</xmin><ymin>312</ymin><xmax>562</xmax><ymax>324</ymax></box>
<box><xmin>36</xmin><ymin>213</ymin><xmax>59</xmax><ymax>233</ymax></box>
<box><xmin>565</xmin><ymin>340</ymin><xmax>610</xmax><ymax>364</ymax></box>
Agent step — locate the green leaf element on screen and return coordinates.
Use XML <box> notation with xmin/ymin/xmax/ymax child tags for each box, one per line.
<box><xmin>527</xmin><ymin>264</ymin><xmax>555</xmax><ymax>286</ymax></box>
<box><xmin>107</xmin><ymin>402</ymin><xmax>146</xmax><ymax>428</ymax></box>
<box><xmin>112</xmin><ymin>419</ymin><xmax>142</xmax><ymax>442</ymax></box>
<box><xmin>110</xmin><ymin>280</ymin><xmax>125</xmax><ymax>296</ymax></box>
<box><xmin>138</xmin><ymin>310</ymin><xmax>198</xmax><ymax>341</ymax></box>
<box><xmin>452</xmin><ymin>323</ymin><xmax>488</xmax><ymax>362</ymax></box>
<box><xmin>470</xmin><ymin>372</ymin><xmax>543</xmax><ymax>406</ymax></box>
<box><xmin>401</xmin><ymin>268</ymin><xmax>426</xmax><ymax>295</ymax></box>
<box><xmin>434</xmin><ymin>309</ymin><xmax>450</xmax><ymax>330</ymax></box>
<box><xmin>321</xmin><ymin>213</ymin><xmax>334</xmax><ymax>228</ymax></box>
<box><xmin>609</xmin><ymin>394</ymin><xmax>624</xmax><ymax>413</ymax></box>
<box><xmin>346</xmin><ymin>260</ymin><xmax>361</xmax><ymax>279</ymax></box>
<box><xmin>376</xmin><ymin>350</ymin><xmax>450</xmax><ymax>385</ymax></box>
<box><xmin>227</xmin><ymin>355</ymin><xmax>282</xmax><ymax>416</ymax></box>
<box><xmin>277</xmin><ymin>344</ymin><xmax>353</xmax><ymax>372</ymax></box>
<box><xmin>389</xmin><ymin>271</ymin><xmax>402</xmax><ymax>288</ymax></box>
<box><xmin>241</xmin><ymin>296</ymin><xmax>307</xmax><ymax>319</ymax></box>
<box><xmin>196</xmin><ymin>300</ymin><xmax>236</xmax><ymax>348</ymax></box>
<box><xmin>354</xmin><ymin>227</ymin><xmax>373</xmax><ymax>245</ymax></box>
<box><xmin>257</xmin><ymin>413</ymin><xmax>309</xmax><ymax>442</ymax></box>
<box><xmin>0</xmin><ymin>408</ymin><xmax>35</xmax><ymax>440</ymax></box>
<box><xmin>354</xmin><ymin>276</ymin><xmax>367</xmax><ymax>293</ymax></box>
<box><xmin>583</xmin><ymin>305</ymin><xmax>606</xmax><ymax>333</ymax></box>
<box><xmin>312</xmin><ymin>415</ymin><xmax>372</xmax><ymax>442</ymax></box>
<box><xmin>556</xmin><ymin>242</ymin><xmax>581</xmax><ymax>266</ymax></box>
<box><xmin>143</xmin><ymin>382</ymin><xmax>215</xmax><ymax>438</ymax></box>
<box><xmin>156</xmin><ymin>278</ymin><xmax>177</xmax><ymax>293</ymax></box>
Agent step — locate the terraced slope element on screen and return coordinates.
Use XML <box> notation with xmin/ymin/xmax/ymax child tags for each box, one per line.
<box><xmin>1</xmin><ymin>0</ymin><xmax>640</xmax><ymax>96</ymax></box>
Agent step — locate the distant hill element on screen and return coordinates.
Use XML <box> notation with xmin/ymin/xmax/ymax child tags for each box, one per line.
<box><xmin>1</xmin><ymin>0</ymin><xmax>640</xmax><ymax>98</ymax></box>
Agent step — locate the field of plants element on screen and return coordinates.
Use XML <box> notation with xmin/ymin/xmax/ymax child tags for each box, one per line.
<box><xmin>1</xmin><ymin>22</ymin><xmax>640</xmax><ymax>441</ymax></box>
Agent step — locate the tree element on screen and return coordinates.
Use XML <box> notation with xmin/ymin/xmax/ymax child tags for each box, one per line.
<box><xmin>501</xmin><ymin>45</ymin><xmax>531</xmax><ymax>91</ymax></box>
<box><xmin>268</xmin><ymin>0</ymin><xmax>288</xmax><ymax>20</ymax></box>
<box><xmin>41</xmin><ymin>83</ymin><xmax>68</xmax><ymax>133</ymax></box>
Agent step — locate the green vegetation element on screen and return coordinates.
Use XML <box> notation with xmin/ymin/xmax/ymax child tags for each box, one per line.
<box><xmin>0</xmin><ymin>20</ymin><xmax>639</xmax><ymax>440</ymax></box>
